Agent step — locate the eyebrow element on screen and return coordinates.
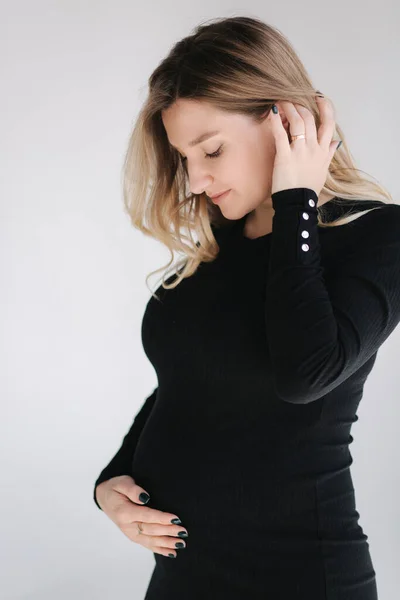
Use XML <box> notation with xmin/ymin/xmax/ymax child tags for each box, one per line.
<box><xmin>170</xmin><ymin>130</ymin><xmax>220</xmax><ymax>152</ymax></box>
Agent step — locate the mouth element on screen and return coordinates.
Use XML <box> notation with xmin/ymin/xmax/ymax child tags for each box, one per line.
<box><xmin>210</xmin><ymin>189</ymin><xmax>231</xmax><ymax>203</ymax></box>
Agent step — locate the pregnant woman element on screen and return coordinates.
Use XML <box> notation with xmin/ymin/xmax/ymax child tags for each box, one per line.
<box><xmin>93</xmin><ymin>15</ymin><xmax>400</xmax><ymax>600</ymax></box>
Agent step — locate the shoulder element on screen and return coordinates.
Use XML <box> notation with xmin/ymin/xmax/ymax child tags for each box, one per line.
<box><xmin>325</xmin><ymin>203</ymin><xmax>400</xmax><ymax>273</ymax></box>
<box><xmin>349</xmin><ymin>202</ymin><xmax>400</xmax><ymax>239</ymax></box>
<box><xmin>339</xmin><ymin>204</ymin><xmax>400</xmax><ymax>277</ymax></box>
<box><xmin>333</xmin><ymin>202</ymin><xmax>400</xmax><ymax>248</ymax></box>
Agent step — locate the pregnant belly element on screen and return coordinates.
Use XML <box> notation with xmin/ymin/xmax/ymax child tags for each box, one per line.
<box><xmin>131</xmin><ymin>404</ymin><xmax>376</xmax><ymax>598</ymax></box>
<box><xmin>131</xmin><ymin>405</ymin><xmax>324</xmax><ymax>555</ymax></box>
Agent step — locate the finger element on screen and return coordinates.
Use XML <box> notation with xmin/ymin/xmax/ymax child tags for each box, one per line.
<box><xmin>129</xmin><ymin>505</ymin><xmax>182</xmax><ymax>526</ymax></box>
<box><xmin>315</xmin><ymin>95</ymin><xmax>337</xmax><ymax>149</ymax></box>
<box><xmin>113</xmin><ymin>477</ymin><xmax>177</xmax><ymax>522</ymax></box>
<box><xmin>268</xmin><ymin>103</ymin><xmax>291</xmax><ymax>155</ymax></box>
<box><xmin>280</xmin><ymin>101</ymin><xmax>307</xmax><ymax>143</ymax></box>
<box><xmin>294</xmin><ymin>103</ymin><xmax>318</xmax><ymax>144</ymax></box>
<box><xmin>108</xmin><ymin>475</ymin><xmax>153</xmax><ymax>506</ymax></box>
<box><xmin>127</xmin><ymin>523</ymin><xmax>188</xmax><ymax>550</ymax></box>
<box><xmin>328</xmin><ymin>138</ymin><xmax>342</xmax><ymax>163</ymax></box>
<box><xmin>149</xmin><ymin>534</ymin><xmax>187</xmax><ymax>551</ymax></box>
<box><xmin>126</xmin><ymin>523</ymin><xmax>188</xmax><ymax>554</ymax></box>
<box><xmin>132</xmin><ymin>521</ymin><xmax>189</xmax><ymax>539</ymax></box>
<box><xmin>142</xmin><ymin>533</ymin><xmax>187</xmax><ymax>551</ymax></box>
<box><xmin>139</xmin><ymin>532</ymin><xmax>186</xmax><ymax>556</ymax></box>
<box><xmin>120</xmin><ymin>524</ymin><xmax>182</xmax><ymax>558</ymax></box>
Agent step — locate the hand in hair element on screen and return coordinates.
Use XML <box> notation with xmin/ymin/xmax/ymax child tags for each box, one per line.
<box><xmin>269</xmin><ymin>96</ymin><xmax>341</xmax><ymax>197</ymax></box>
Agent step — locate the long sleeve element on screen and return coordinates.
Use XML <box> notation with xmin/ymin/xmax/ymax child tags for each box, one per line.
<box><xmin>93</xmin><ymin>387</ymin><xmax>158</xmax><ymax>509</ymax></box>
<box><xmin>266</xmin><ymin>187</ymin><xmax>400</xmax><ymax>404</ymax></box>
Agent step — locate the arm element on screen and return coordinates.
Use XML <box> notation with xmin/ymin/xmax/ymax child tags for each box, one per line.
<box><xmin>93</xmin><ymin>387</ymin><xmax>158</xmax><ymax>509</ymax></box>
<box><xmin>266</xmin><ymin>187</ymin><xmax>400</xmax><ymax>404</ymax></box>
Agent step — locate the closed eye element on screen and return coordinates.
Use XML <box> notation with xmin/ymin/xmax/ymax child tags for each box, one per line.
<box><xmin>181</xmin><ymin>145</ymin><xmax>223</xmax><ymax>163</ymax></box>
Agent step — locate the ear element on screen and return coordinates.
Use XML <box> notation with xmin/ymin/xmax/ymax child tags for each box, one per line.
<box><xmin>261</xmin><ymin>105</ymin><xmax>290</xmax><ymax>135</ymax></box>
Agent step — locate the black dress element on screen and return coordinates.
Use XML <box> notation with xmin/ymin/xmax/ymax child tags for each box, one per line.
<box><xmin>94</xmin><ymin>188</ymin><xmax>400</xmax><ymax>599</ymax></box>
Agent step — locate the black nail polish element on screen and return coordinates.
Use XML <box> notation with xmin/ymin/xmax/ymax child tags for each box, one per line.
<box><xmin>139</xmin><ymin>492</ymin><xmax>150</xmax><ymax>504</ymax></box>
<box><xmin>168</xmin><ymin>553</ymin><xmax>176</xmax><ymax>558</ymax></box>
<box><xmin>336</xmin><ymin>140</ymin><xmax>342</xmax><ymax>150</ymax></box>
<box><xmin>171</xmin><ymin>518</ymin><xmax>181</xmax><ymax>525</ymax></box>
<box><xmin>177</xmin><ymin>531</ymin><xmax>188</xmax><ymax>538</ymax></box>
<box><xmin>175</xmin><ymin>541</ymin><xmax>185</xmax><ymax>548</ymax></box>
<box><xmin>272</xmin><ymin>104</ymin><xmax>278</xmax><ymax>114</ymax></box>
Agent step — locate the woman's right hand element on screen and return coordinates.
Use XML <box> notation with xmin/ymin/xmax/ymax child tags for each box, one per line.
<box><xmin>95</xmin><ymin>475</ymin><xmax>188</xmax><ymax>558</ymax></box>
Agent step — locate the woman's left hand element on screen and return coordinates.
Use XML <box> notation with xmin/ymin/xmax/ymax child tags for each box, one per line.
<box><xmin>269</xmin><ymin>97</ymin><xmax>340</xmax><ymax>197</ymax></box>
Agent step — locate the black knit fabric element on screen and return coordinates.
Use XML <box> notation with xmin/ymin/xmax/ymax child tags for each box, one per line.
<box><xmin>94</xmin><ymin>188</ymin><xmax>400</xmax><ymax>599</ymax></box>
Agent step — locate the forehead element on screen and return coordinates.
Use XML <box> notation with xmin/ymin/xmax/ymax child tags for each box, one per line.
<box><xmin>162</xmin><ymin>98</ymin><xmax>221</xmax><ymax>125</ymax></box>
<box><xmin>162</xmin><ymin>99</ymin><xmax>244</xmax><ymax>150</ymax></box>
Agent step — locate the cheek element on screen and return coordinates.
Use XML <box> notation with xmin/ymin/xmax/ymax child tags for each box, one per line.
<box><xmin>222</xmin><ymin>142</ymin><xmax>274</xmax><ymax>190</ymax></box>
<box><xmin>244</xmin><ymin>145</ymin><xmax>274</xmax><ymax>188</ymax></box>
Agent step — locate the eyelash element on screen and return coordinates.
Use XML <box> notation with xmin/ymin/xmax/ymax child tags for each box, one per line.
<box><xmin>180</xmin><ymin>145</ymin><xmax>223</xmax><ymax>163</ymax></box>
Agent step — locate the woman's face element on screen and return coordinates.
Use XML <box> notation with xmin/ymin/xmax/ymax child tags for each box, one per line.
<box><xmin>162</xmin><ymin>98</ymin><xmax>286</xmax><ymax>220</ymax></box>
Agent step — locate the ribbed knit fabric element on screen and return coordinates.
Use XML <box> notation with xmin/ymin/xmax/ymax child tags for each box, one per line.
<box><xmin>93</xmin><ymin>387</ymin><xmax>157</xmax><ymax>509</ymax></box>
<box><xmin>94</xmin><ymin>188</ymin><xmax>400</xmax><ymax>599</ymax></box>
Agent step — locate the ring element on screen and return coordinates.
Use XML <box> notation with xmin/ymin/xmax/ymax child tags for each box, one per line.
<box><xmin>291</xmin><ymin>133</ymin><xmax>306</xmax><ymax>142</ymax></box>
<box><xmin>137</xmin><ymin>522</ymin><xmax>144</xmax><ymax>535</ymax></box>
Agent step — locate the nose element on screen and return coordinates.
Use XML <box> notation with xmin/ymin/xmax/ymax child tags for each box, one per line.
<box><xmin>186</xmin><ymin>167</ymin><xmax>214</xmax><ymax>197</ymax></box>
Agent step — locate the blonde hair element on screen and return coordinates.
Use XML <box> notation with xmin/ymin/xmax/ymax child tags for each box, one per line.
<box><xmin>121</xmin><ymin>15</ymin><xmax>394</xmax><ymax>300</ymax></box>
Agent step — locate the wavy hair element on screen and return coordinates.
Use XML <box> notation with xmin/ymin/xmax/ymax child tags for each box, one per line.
<box><xmin>121</xmin><ymin>15</ymin><xmax>393</xmax><ymax>299</ymax></box>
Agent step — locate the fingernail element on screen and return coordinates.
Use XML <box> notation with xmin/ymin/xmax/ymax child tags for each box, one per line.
<box><xmin>171</xmin><ymin>518</ymin><xmax>182</xmax><ymax>524</ymax></box>
<box><xmin>316</xmin><ymin>90</ymin><xmax>324</xmax><ymax>97</ymax></box>
<box><xmin>168</xmin><ymin>553</ymin><xmax>176</xmax><ymax>558</ymax></box>
<box><xmin>139</xmin><ymin>492</ymin><xmax>150</xmax><ymax>504</ymax></box>
<box><xmin>177</xmin><ymin>531</ymin><xmax>189</xmax><ymax>538</ymax></box>
<box><xmin>336</xmin><ymin>140</ymin><xmax>342</xmax><ymax>150</ymax></box>
<box><xmin>272</xmin><ymin>104</ymin><xmax>278</xmax><ymax>114</ymax></box>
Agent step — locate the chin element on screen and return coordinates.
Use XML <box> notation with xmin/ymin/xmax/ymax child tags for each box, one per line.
<box><xmin>218</xmin><ymin>206</ymin><xmax>249</xmax><ymax>223</ymax></box>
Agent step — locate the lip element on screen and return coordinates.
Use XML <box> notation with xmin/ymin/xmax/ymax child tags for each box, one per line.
<box><xmin>210</xmin><ymin>189</ymin><xmax>231</xmax><ymax>202</ymax></box>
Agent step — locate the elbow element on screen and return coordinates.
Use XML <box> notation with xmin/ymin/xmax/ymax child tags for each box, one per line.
<box><xmin>272</xmin><ymin>376</ymin><xmax>324</xmax><ymax>405</ymax></box>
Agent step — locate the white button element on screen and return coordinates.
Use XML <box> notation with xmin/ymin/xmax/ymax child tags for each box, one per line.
<box><xmin>301</xmin><ymin>243</ymin><xmax>310</xmax><ymax>252</ymax></box>
<box><xmin>302</xmin><ymin>212</ymin><xmax>309</xmax><ymax>220</ymax></box>
<box><xmin>308</xmin><ymin>199</ymin><xmax>315</xmax><ymax>207</ymax></box>
<box><xmin>301</xmin><ymin>230</ymin><xmax>309</xmax><ymax>238</ymax></box>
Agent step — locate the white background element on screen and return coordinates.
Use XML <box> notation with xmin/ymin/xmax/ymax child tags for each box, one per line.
<box><xmin>1</xmin><ymin>1</ymin><xmax>399</xmax><ymax>598</ymax></box>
